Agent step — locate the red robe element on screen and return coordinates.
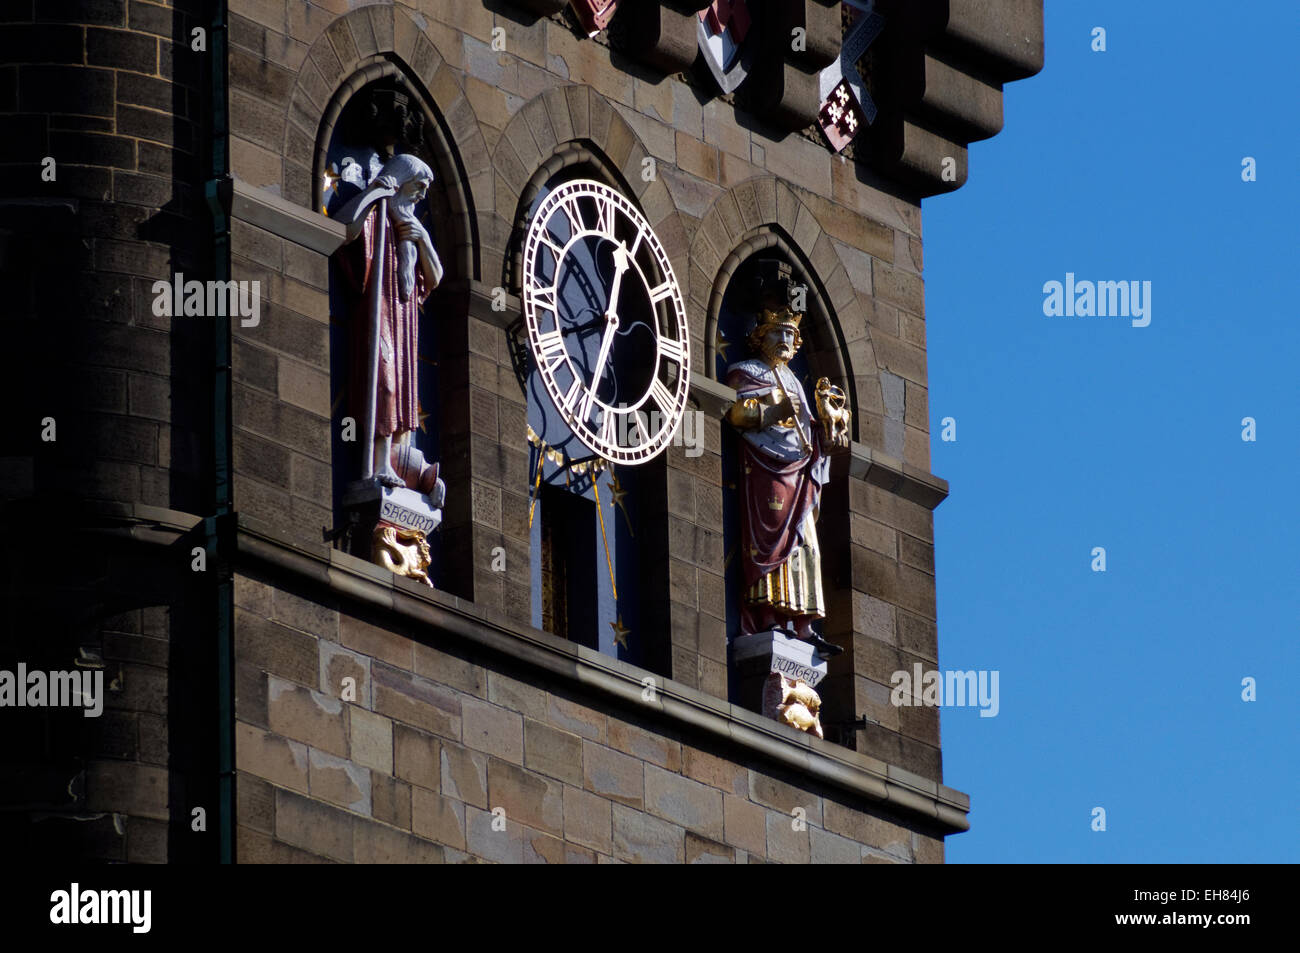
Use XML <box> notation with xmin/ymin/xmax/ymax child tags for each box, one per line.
<box><xmin>725</xmin><ymin>359</ymin><xmax>827</xmax><ymax>596</ymax></box>
<box><xmin>337</xmin><ymin>205</ymin><xmax>430</xmax><ymax>438</ymax></box>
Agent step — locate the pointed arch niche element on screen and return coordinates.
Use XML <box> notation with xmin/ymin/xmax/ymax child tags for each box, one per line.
<box><xmin>506</xmin><ymin>140</ymin><xmax>674</xmax><ymax>679</ymax></box>
<box><xmin>707</xmin><ymin>232</ymin><xmax>858</xmax><ymax>732</ymax></box>
<box><xmin>314</xmin><ymin>60</ymin><xmax>479</xmax><ymax>600</ymax></box>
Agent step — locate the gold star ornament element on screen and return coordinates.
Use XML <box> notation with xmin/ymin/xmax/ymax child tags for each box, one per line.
<box><xmin>610</xmin><ymin>616</ymin><xmax>630</xmax><ymax>650</ymax></box>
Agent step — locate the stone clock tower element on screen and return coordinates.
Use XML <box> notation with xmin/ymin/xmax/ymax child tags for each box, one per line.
<box><xmin>0</xmin><ymin>1</ymin><xmax>1042</xmax><ymax>863</ymax></box>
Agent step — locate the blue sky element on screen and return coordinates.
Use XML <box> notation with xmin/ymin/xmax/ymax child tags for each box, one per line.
<box><xmin>923</xmin><ymin>1</ymin><xmax>1298</xmax><ymax>862</ymax></box>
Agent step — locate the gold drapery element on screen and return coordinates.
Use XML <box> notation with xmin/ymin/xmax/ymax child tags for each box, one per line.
<box><xmin>745</xmin><ymin>513</ymin><xmax>826</xmax><ymax>618</ymax></box>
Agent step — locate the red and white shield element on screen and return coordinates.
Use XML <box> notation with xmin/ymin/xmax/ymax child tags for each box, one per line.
<box><xmin>817</xmin><ymin>1</ymin><xmax>885</xmax><ymax>152</ymax></box>
<box><xmin>819</xmin><ymin>79</ymin><xmax>866</xmax><ymax>153</ymax></box>
<box><xmin>697</xmin><ymin>0</ymin><xmax>754</xmax><ymax>94</ymax></box>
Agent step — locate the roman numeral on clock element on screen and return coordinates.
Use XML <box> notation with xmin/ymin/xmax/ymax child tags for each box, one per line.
<box><xmin>530</xmin><ymin>280</ymin><xmax>556</xmax><ymax>314</ymax></box>
<box><xmin>648</xmin><ymin>281</ymin><xmax>674</xmax><ymax>305</ymax></box>
<box><xmin>559</xmin><ymin>377</ymin><xmax>585</xmax><ymax>416</ymax></box>
<box><xmin>557</xmin><ymin>195</ymin><xmax>585</xmax><ymax>237</ymax></box>
<box><xmin>530</xmin><ymin>283</ymin><xmax>558</xmax><ymax>319</ymax></box>
<box><xmin>649</xmin><ymin>377</ymin><xmax>676</xmax><ymax>415</ymax></box>
<box><xmin>593</xmin><ymin>192</ymin><xmax>616</xmax><ymax>237</ymax></box>
<box><xmin>535</xmin><ymin>328</ymin><xmax>567</xmax><ymax>373</ymax></box>
<box><xmin>538</xmin><ymin>232</ymin><xmax>566</xmax><ymax>266</ymax></box>
<box><xmin>597</xmin><ymin>408</ymin><xmax>618</xmax><ymax>448</ymax></box>
<box><xmin>658</xmin><ymin>336</ymin><xmax>686</xmax><ymax>367</ymax></box>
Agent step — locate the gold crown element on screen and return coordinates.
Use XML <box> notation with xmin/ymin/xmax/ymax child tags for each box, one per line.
<box><xmin>756</xmin><ymin>306</ymin><xmax>802</xmax><ymax>330</ymax></box>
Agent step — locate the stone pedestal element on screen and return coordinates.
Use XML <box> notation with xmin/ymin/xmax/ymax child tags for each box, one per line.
<box><xmin>732</xmin><ymin>630</ymin><xmax>829</xmax><ymax>737</ymax></box>
<box><xmin>342</xmin><ymin>480</ymin><xmax>444</xmax><ymax>584</ymax></box>
<box><xmin>344</xmin><ymin>480</ymin><xmax>444</xmax><ymax>534</ymax></box>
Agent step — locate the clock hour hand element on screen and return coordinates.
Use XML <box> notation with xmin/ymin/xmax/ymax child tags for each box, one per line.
<box><xmin>581</xmin><ymin>243</ymin><xmax>631</xmax><ymax>423</ymax></box>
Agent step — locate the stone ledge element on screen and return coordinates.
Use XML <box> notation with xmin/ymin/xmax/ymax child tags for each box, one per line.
<box><xmin>688</xmin><ymin>372</ymin><xmax>735</xmax><ymax>418</ymax></box>
<box><xmin>847</xmin><ymin>440</ymin><xmax>949</xmax><ymax>509</ymax></box>
<box><xmin>65</xmin><ymin>501</ymin><xmax>204</xmax><ymax>537</ymax></box>
<box><xmin>0</xmin><ymin>197</ymin><xmax>81</xmax><ymax>231</ymax></box>
<box><xmin>227</xmin><ymin>174</ymin><xmax>346</xmax><ymax>255</ymax></box>
<box><xmin>233</xmin><ymin>514</ymin><xmax>971</xmax><ymax>833</ymax></box>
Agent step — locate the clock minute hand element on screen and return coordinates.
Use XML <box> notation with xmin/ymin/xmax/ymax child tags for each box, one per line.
<box><xmin>581</xmin><ymin>244</ymin><xmax>631</xmax><ymax>424</ymax></box>
<box><xmin>604</xmin><ymin>243</ymin><xmax>630</xmax><ymax>323</ymax></box>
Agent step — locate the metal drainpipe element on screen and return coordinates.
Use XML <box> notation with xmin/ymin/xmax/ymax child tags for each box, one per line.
<box><xmin>202</xmin><ymin>0</ymin><xmax>234</xmax><ymax>865</ymax></box>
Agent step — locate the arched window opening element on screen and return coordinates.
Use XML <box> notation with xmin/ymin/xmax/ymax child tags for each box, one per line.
<box><xmin>320</xmin><ymin>76</ymin><xmax>470</xmax><ymax>597</ymax></box>
<box><xmin>516</xmin><ymin>163</ymin><xmax>673</xmax><ymax>677</ymax></box>
<box><xmin>714</xmin><ymin>250</ymin><xmax>855</xmax><ymax>736</ymax></box>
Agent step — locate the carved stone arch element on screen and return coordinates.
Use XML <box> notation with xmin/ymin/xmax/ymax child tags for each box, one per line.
<box><xmin>705</xmin><ymin>226</ymin><xmax>855</xmax><ymax>409</ymax></box>
<box><xmin>690</xmin><ymin>178</ymin><xmax>883</xmax><ymax>443</ymax></box>
<box><xmin>282</xmin><ymin>5</ymin><xmax>490</xmax><ymax>281</ymax></box>
<box><xmin>500</xmin><ymin>140</ymin><xmax>625</xmax><ymax>296</ymax></box>
<box><xmin>488</xmin><ymin>86</ymin><xmax>689</xmax><ymax>296</ymax></box>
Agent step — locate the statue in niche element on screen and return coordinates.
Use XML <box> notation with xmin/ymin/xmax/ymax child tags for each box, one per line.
<box><xmin>327</xmin><ymin>83</ymin><xmax>446</xmax><ymax>581</ymax></box>
<box><xmin>724</xmin><ymin>261</ymin><xmax>850</xmax><ymax>652</ymax></box>
<box><xmin>334</xmin><ymin>152</ymin><xmax>444</xmax><ymax>487</ymax></box>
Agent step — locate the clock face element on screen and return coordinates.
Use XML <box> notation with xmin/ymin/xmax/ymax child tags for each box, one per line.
<box><xmin>522</xmin><ymin>179</ymin><xmax>690</xmax><ymax>464</ymax></box>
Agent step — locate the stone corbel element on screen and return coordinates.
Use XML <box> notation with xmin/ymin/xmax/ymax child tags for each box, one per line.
<box><xmin>620</xmin><ymin>3</ymin><xmax>701</xmax><ymax>75</ymax></box>
<box><xmin>745</xmin><ymin>59</ymin><xmax>822</xmax><ymax>131</ymax></box>
<box><xmin>866</xmin><ymin>117</ymin><xmax>970</xmax><ymax>192</ymax></box>
<box><xmin>866</xmin><ymin>0</ymin><xmax>1043</xmax><ymax>196</ymax></box>
<box><xmin>743</xmin><ymin>0</ymin><xmax>842</xmax><ymax>132</ymax></box>
<box><xmin>782</xmin><ymin>0</ymin><xmax>841</xmax><ymax>71</ymax></box>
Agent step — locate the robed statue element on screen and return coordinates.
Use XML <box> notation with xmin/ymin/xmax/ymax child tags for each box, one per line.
<box><xmin>330</xmin><ymin>150</ymin><xmax>446</xmax><ymax>585</ymax></box>
<box><xmin>724</xmin><ymin>266</ymin><xmax>850</xmax><ymax>650</ymax></box>
<box><xmin>333</xmin><ymin>152</ymin><xmax>444</xmax><ymax>489</ymax></box>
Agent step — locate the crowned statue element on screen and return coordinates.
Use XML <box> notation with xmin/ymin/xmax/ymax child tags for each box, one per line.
<box><xmin>725</xmin><ymin>262</ymin><xmax>850</xmax><ymax>656</ymax></box>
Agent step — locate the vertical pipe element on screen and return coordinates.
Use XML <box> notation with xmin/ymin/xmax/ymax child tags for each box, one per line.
<box><xmin>204</xmin><ymin>0</ymin><xmax>234</xmax><ymax>865</ymax></box>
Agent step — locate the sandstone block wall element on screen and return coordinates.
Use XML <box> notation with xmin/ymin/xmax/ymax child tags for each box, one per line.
<box><xmin>233</xmin><ymin>567</ymin><xmax>946</xmax><ymax>863</ymax></box>
<box><xmin>226</xmin><ymin>1</ymin><xmax>945</xmax><ymax>784</ymax></box>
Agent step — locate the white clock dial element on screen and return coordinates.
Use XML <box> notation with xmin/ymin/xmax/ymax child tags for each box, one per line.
<box><xmin>522</xmin><ymin>179</ymin><xmax>691</xmax><ymax>465</ymax></box>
